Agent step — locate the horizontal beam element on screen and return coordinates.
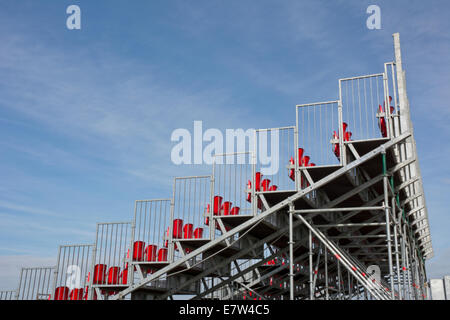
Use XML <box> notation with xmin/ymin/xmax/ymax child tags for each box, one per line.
<box><xmin>293</xmin><ymin>206</ymin><xmax>384</xmax><ymax>214</ymax></box>
<box><xmin>315</xmin><ymin>222</ymin><xmax>386</xmax><ymax>228</ymax></box>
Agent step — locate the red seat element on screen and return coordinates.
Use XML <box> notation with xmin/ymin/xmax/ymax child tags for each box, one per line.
<box><xmin>120</xmin><ymin>268</ymin><xmax>128</xmax><ymax>285</ymax></box>
<box><xmin>183</xmin><ymin>223</ymin><xmax>194</xmax><ymax>238</ymax></box>
<box><xmin>194</xmin><ymin>227</ymin><xmax>203</xmax><ymax>238</ymax></box>
<box><xmin>289</xmin><ymin>156</ymin><xmax>295</xmax><ymax>181</ymax></box>
<box><xmin>342</xmin><ymin>122</ymin><xmax>348</xmax><ymax>133</ymax></box>
<box><xmin>255</xmin><ymin>172</ymin><xmax>262</xmax><ymax>192</ymax></box>
<box><xmin>107</xmin><ymin>266</ymin><xmax>121</xmax><ymax>285</ymax></box>
<box><xmin>246</xmin><ymin>180</ymin><xmax>252</xmax><ymax>202</ymax></box>
<box><xmin>378</xmin><ymin>105</ymin><xmax>387</xmax><ymax>137</ymax></box>
<box><xmin>230</xmin><ymin>207</ymin><xmax>240</xmax><ymax>215</ymax></box>
<box><xmin>332</xmin><ymin>123</ymin><xmax>350</xmax><ymax>158</ymax></box>
<box><xmin>221</xmin><ymin>201</ymin><xmax>232</xmax><ymax>215</ymax></box>
<box><xmin>301</xmin><ymin>155</ymin><xmax>310</xmax><ymax>167</ymax></box>
<box><xmin>54</xmin><ymin>286</ymin><xmax>69</xmax><ymax>300</ymax></box>
<box><xmin>164</xmin><ymin>227</ymin><xmax>169</xmax><ymax>247</ymax></box>
<box><xmin>69</xmin><ymin>288</ymin><xmax>84</xmax><ymax>300</ymax></box>
<box><xmin>157</xmin><ymin>248</ymin><xmax>168</xmax><ymax>261</ymax></box>
<box><xmin>344</xmin><ymin>131</ymin><xmax>352</xmax><ymax>141</ymax></box>
<box><xmin>261</xmin><ymin>179</ymin><xmax>271</xmax><ymax>191</ymax></box>
<box><xmin>93</xmin><ymin>264</ymin><xmax>107</xmax><ymax>284</ymax></box>
<box><xmin>145</xmin><ymin>244</ymin><xmax>158</xmax><ymax>261</ymax></box>
<box><xmin>332</xmin><ymin>131</ymin><xmax>340</xmax><ymax>158</ymax></box>
<box><xmin>172</xmin><ymin>219</ymin><xmax>183</xmax><ymax>239</ymax></box>
<box><xmin>213</xmin><ymin>196</ymin><xmax>223</xmax><ymax>215</ymax></box>
<box><xmin>298</xmin><ymin>148</ymin><xmax>304</xmax><ymax>164</ymax></box>
<box><xmin>133</xmin><ymin>241</ymin><xmax>145</xmax><ymax>261</ymax></box>
<box><xmin>269</xmin><ymin>185</ymin><xmax>278</xmax><ymax>191</ymax></box>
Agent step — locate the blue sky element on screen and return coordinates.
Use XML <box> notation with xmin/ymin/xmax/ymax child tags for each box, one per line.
<box><xmin>0</xmin><ymin>0</ymin><xmax>449</xmax><ymax>290</ymax></box>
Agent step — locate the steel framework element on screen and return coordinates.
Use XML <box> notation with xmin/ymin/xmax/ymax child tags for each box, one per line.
<box><xmin>0</xmin><ymin>33</ymin><xmax>432</xmax><ymax>301</ymax></box>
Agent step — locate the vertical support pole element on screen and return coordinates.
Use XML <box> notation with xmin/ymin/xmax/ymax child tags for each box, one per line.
<box><xmin>325</xmin><ymin>248</ymin><xmax>329</xmax><ymax>300</ymax></box>
<box><xmin>210</xmin><ymin>163</ymin><xmax>215</xmax><ymax>240</ymax></box>
<box><xmin>309</xmin><ymin>228</ymin><xmax>313</xmax><ymax>300</ymax></box>
<box><xmin>400</xmin><ymin>228</ymin><xmax>407</xmax><ymax>299</ymax></box>
<box><xmin>289</xmin><ymin>203</ymin><xmax>294</xmax><ymax>300</ymax></box>
<box><xmin>127</xmin><ymin>202</ymin><xmax>137</xmax><ymax>288</ymax></box>
<box><xmin>382</xmin><ymin>148</ymin><xmax>395</xmax><ymax>299</ymax></box>
<box><xmin>295</xmin><ymin>107</ymin><xmax>300</xmax><ymax>191</ymax></box>
<box><xmin>169</xmin><ymin>179</ymin><xmax>176</xmax><ymax>263</ymax></box>
<box><xmin>87</xmin><ymin>224</ymin><xmax>99</xmax><ymax>300</ymax></box>
<box><xmin>51</xmin><ymin>247</ymin><xmax>62</xmax><ymax>300</ymax></box>
<box><xmin>413</xmin><ymin>250</ymin><xmax>421</xmax><ymax>300</ymax></box>
<box><xmin>347</xmin><ymin>270</ymin><xmax>351</xmax><ymax>300</ymax></box>
<box><xmin>419</xmin><ymin>255</ymin><xmax>428</xmax><ymax>299</ymax></box>
<box><xmin>312</xmin><ymin>244</ymin><xmax>321</xmax><ymax>298</ymax></box>
<box><xmin>392</xmin><ymin>197</ymin><xmax>402</xmax><ymax>299</ymax></box>
<box><xmin>16</xmin><ymin>268</ymin><xmax>24</xmax><ymax>300</ymax></box>
<box><xmin>403</xmin><ymin>223</ymin><xmax>411</xmax><ymax>299</ymax></box>
<box><xmin>337</xmin><ymin>259</ymin><xmax>342</xmax><ymax>300</ymax></box>
<box><xmin>356</xmin><ymin>279</ymin><xmax>360</xmax><ymax>300</ymax></box>
<box><xmin>337</xmin><ymin>82</ymin><xmax>346</xmax><ymax>166</ymax></box>
<box><xmin>252</xmin><ymin>131</ymin><xmax>257</xmax><ymax>216</ymax></box>
<box><xmin>383</xmin><ymin>64</ymin><xmax>392</xmax><ymax>139</ymax></box>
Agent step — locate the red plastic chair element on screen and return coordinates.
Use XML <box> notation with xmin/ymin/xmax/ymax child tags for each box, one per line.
<box><xmin>194</xmin><ymin>227</ymin><xmax>203</xmax><ymax>238</ymax></box>
<box><xmin>54</xmin><ymin>286</ymin><xmax>69</xmax><ymax>300</ymax></box>
<box><xmin>145</xmin><ymin>245</ymin><xmax>158</xmax><ymax>262</ymax></box>
<box><xmin>133</xmin><ymin>241</ymin><xmax>145</xmax><ymax>261</ymax></box>
<box><xmin>230</xmin><ymin>207</ymin><xmax>240</xmax><ymax>215</ymax></box>
<box><xmin>93</xmin><ymin>264</ymin><xmax>107</xmax><ymax>285</ymax></box>
<box><xmin>289</xmin><ymin>156</ymin><xmax>295</xmax><ymax>181</ymax></box>
<box><xmin>183</xmin><ymin>223</ymin><xmax>194</xmax><ymax>238</ymax></box>
<box><xmin>255</xmin><ymin>172</ymin><xmax>262</xmax><ymax>191</ymax></box>
<box><xmin>261</xmin><ymin>179</ymin><xmax>271</xmax><ymax>191</ymax></box>
<box><xmin>107</xmin><ymin>266</ymin><xmax>120</xmax><ymax>285</ymax></box>
<box><xmin>221</xmin><ymin>201</ymin><xmax>232</xmax><ymax>216</ymax></box>
<box><xmin>213</xmin><ymin>196</ymin><xmax>223</xmax><ymax>215</ymax></box>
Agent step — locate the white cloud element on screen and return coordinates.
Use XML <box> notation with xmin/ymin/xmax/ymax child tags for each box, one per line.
<box><xmin>427</xmin><ymin>247</ymin><xmax>450</xmax><ymax>279</ymax></box>
<box><xmin>0</xmin><ymin>255</ymin><xmax>56</xmax><ymax>291</ymax></box>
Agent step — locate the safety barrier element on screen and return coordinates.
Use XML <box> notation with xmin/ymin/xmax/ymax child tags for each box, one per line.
<box><xmin>16</xmin><ymin>266</ymin><xmax>54</xmax><ymax>300</ymax></box>
<box><xmin>52</xmin><ymin>244</ymin><xmax>93</xmax><ymax>300</ymax></box>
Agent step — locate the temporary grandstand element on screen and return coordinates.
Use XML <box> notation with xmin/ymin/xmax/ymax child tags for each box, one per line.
<box><xmin>0</xmin><ymin>33</ymin><xmax>433</xmax><ymax>300</ymax></box>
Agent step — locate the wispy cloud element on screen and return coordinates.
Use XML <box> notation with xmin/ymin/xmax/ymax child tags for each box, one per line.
<box><xmin>427</xmin><ymin>247</ymin><xmax>450</xmax><ymax>279</ymax></box>
<box><xmin>0</xmin><ymin>255</ymin><xmax>57</xmax><ymax>290</ymax></box>
<box><xmin>0</xmin><ymin>200</ymin><xmax>65</xmax><ymax>219</ymax></box>
<box><xmin>0</xmin><ymin>0</ymin><xmax>449</xmax><ymax>289</ymax></box>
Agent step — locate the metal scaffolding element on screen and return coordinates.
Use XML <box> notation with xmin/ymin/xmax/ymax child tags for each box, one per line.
<box><xmin>0</xmin><ymin>33</ymin><xmax>433</xmax><ymax>301</ymax></box>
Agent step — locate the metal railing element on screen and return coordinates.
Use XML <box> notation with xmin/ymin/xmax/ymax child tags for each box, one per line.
<box><xmin>88</xmin><ymin>222</ymin><xmax>132</xmax><ymax>300</ymax></box>
<box><xmin>131</xmin><ymin>199</ymin><xmax>172</xmax><ymax>266</ymax></box>
<box><xmin>0</xmin><ymin>290</ymin><xmax>16</xmax><ymax>300</ymax></box>
<box><xmin>339</xmin><ymin>73</ymin><xmax>390</xmax><ymax>141</ymax></box>
<box><xmin>52</xmin><ymin>244</ymin><xmax>93</xmax><ymax>300</ymax></box>
<box><xmin>16</xmin><ymin>266</ymin><xmax>54</xmax><ymax>300</ymax></box>
<box><xmin>171</xmin><ymin>176</ymin><xmax>212</xmax><ymax>258</ymax></box>
<box><xmin>213</xmin><ymin>152</ymin><xmax>253</xmax><ymax>222</ymax></box>
<box><xmin>296</xmin><ymin>101</ymin><xmax>341</xmax><ymax>168</ymax></box>
<box><xmin>255</xmin><ymin>127</ymin><xmax>296</xmax><ymax>192</ymax></box>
